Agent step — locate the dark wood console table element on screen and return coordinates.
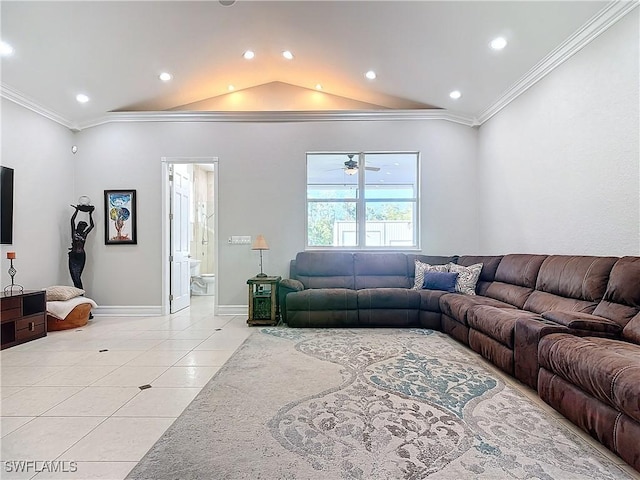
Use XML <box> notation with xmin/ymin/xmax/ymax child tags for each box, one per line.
<box><xmin>1</xmin><ymin>290</ymin><xmax>47</xmax><ymax>349</ymax></box>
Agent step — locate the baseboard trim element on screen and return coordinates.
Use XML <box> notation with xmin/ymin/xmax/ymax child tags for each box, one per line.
<box><xmin>92</xmin><ymin>305</ymin><xmax>163</xmax><ymax>317</ymax></box>
<box><xmin>92</xmin><ymin>304</ymin><xmax>247</xmax><ymax>317</ymax></box>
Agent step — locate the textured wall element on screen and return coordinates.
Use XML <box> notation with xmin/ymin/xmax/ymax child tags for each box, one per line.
<box><xmin>477</xmin><ymin>11</ymin><xmax>639</xmax><ymax>255</ymax></box>
<box><xmin>74</xmin><ymin>119</ymin><xmax>478</xmax><ymax>308</ymax></box>
<box><xmin>0</xmin><ymin>99</ymin><xmax>76</xmax><ymax>288</ymax></box>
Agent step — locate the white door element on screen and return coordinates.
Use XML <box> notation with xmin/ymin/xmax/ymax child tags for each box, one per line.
<box><xmin>170</xmin><ymin>164</ymin><xmax>191</xmax><ymax>313</ymax></box>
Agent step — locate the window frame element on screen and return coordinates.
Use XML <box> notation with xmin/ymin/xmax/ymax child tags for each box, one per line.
<box><xmin>305</xmin><ymin>151</ymin><xmax>420</xmax><ymax>251</ymax></box>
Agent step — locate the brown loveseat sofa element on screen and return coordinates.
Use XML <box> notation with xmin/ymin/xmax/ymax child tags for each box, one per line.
<box><xmin>279</xmin><ymin>251</ymin><xmax>640</xmax><ymax>471</ymax></box>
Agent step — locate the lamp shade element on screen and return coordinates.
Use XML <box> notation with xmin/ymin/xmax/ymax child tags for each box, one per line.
<box><xmin>252</xmin><ymin>234</ymin><xmax>269</xmax><ymax>250</ymax></box>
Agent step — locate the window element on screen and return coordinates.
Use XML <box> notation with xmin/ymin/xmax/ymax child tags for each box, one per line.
<box><xmin>306</xmin><ymin>152</ymin><xmax>419</xmax><ymax>249</ymax></box>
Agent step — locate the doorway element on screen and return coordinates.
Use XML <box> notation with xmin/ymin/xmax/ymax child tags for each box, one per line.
<box><xmin>161</xmin><ymin>157</ymin><xmax>219</xmax><ymax>315</ymax></box>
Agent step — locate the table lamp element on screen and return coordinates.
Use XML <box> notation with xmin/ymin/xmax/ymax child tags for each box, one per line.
<box><xmin>252</xmin><ymin>235</ymin><xmax>269</xmax><ymax>278</ymax></box>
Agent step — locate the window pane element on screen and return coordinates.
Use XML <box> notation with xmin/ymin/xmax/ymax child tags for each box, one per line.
<box><xmin>307</xmin><ymin>153</ymin><xmax>359</xmax><ymax>187</ymax></box>
<box><xmin>308</xmin><ymin>201</ymin><xmax>357</xmax><ymax>247</ymax></box>
<box><xmin>365</xmin><ymin>201</ymin><xmax>415</xmax><ymax>247</ymax></box>
<box><xmin>365</xmin><ymin>153</ymin><xmax>417</xmax><ymax>199</ymax></box>
<box><xmin>307</xmin><ymin>185</ymin><xmax>357</xmax><ymax>200</ymax></box>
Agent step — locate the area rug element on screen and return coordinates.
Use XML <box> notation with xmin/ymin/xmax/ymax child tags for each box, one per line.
<box><xmin>126</xmin><ymin>328</ymin><xmax>634</xmax><ymax>480</ymax></box>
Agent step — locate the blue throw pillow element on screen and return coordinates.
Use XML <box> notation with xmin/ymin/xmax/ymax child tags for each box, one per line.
<box><xmin>423</xmin><ymin>271</ymin><xmax>459</xmax><ymax>292</ymax></box>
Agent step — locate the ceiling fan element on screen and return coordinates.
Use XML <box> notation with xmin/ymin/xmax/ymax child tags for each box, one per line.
<box><xmin>343</xmin><ymin>154</ymin><xmax>380</xmax><ymax>175</ymax></box>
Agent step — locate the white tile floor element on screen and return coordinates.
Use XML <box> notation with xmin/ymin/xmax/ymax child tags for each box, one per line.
<box><xmin>1</xmin><ymin>296</ymin><xmax>250</xmax><ymax>480</ymax></box>
<box><xmin>1</xmin><ymin>298</ymin><xmax>638</xmax><ymax>480</ymax></box>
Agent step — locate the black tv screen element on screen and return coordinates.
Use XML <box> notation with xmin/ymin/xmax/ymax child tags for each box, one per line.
<box><xmin>1</xmin><ymin>166</ymin><xmax>14</xmax><ymax>245</ymax></box>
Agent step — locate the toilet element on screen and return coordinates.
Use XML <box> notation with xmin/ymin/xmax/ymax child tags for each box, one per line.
<box><xmin>190</xmin><ymin>259</ymin><xmax>215</xmax><ymax>296</ymax></box>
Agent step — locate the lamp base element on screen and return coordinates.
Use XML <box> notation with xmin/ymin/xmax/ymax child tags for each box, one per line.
<box><xmin>255</xmin><ymin>273</ymin><xmax>267</xmax><ymax>278</ymax></box>
<box><xmin>3</xmin><ymin>284</ymin><xmax>24</xmax><ymax>295</ymax></box>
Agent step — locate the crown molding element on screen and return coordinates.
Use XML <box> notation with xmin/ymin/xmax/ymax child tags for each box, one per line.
<box><xmin>476</xmin><ymin>0</ymin><xmax>639</xmax><ymax>125</ymax></box>
<box><xmin>77</xmin><ymin>109</ymin><xmax>477</xmax><ymax>131</ymax></box>
<box><xmin>0</xmin><ymin>83</ymin><xmax>76</xmax><ymax>130</ymax></box>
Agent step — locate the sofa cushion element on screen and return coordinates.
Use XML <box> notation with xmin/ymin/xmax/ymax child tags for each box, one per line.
<box><xmin>541</xmin><ymin>311</ymin><xmax>623</xmax><ymax>334</ymax></box>
<box><xmin>422</xmin><ymin>272</ymin><xmax>458</xmax><ymax>292</ymax></box>
<box><xmin>418</xmin><ymin>289</ymin><xmax>448</xmax><ymax>312</ymax></box>
<box><xmin>523</xmin><ymin>255</ymin><xmax>618</xmax><ymax>314</ymax></box>
<box><xmin>412</xmin><ymin>260</ymin><xmax>449</xmax><ymax>290</ymax></box>
<box><xmin>593</xmin><ymin>256</ymin><xmax>640</xmax><ymax>328</ymax></box>
<box><xmin>354</xmin><ymin>253</ymin><xmax>411</xmax><ymax>289</ymax></box>
<box><xmin>440</xmin><ymin>294</ymin><xmax>516</xmax><ymax>326</ymax></box>
<box><xmin>484</xmin><ymin>254</ymin><xmax>547</xmax><ymax>308</ymax></box>
<box><xmin>538</xmin><ymin>334</ymin><xmax>640</xmax><ymax>424</ymax></box>
<box><xmin>295</xmin><ymin>252</ymin><xmax>355</xmax><ymax>289</ymax></box>
<box><xmin>468</xmin><ymin>306</ymin><xmax>539</xmax><ymax>349</ymax></box>
<box><xmin>286</xmin><ymin>288</ymin><xmax>358</xmax><ymax>311</ymax></box>
<box><xmin>622</xmin><ymin>312</ymin><xmax>640</xmax><ymax>345</ymax></box>
<box><xmin>449</xmin><ymin>262</ymin><xmax>482</xmax><ymax>295</ymax></box>
<box><xmin>357</xmin><ymin>288</ymin><xmax>421</xmax><ymax>309</ymax></box>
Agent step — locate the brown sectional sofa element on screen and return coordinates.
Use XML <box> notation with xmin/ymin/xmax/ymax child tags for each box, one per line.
<box><xmin>279</xmin><ymin>251</ymin><xmax>640</xmax><ymax>471</ymax></box>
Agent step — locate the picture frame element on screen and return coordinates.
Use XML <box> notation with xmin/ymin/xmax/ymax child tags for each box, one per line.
<box><xmin>104</xmin><ymin>189</ymin><xmax>137</xmax><ymax>245</ymax></box>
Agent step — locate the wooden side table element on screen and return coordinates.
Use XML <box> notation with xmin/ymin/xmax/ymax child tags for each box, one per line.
<box><xmin>247</xmin><ymin>276</ymin><xmax>281</xmax><ymax>326</ymax></box>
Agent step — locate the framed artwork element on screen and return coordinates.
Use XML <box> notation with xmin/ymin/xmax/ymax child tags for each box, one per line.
<box><xmin>104</xmin><ymin>189</ymin><xmax>137</xmax><ymax>245</ymax></box>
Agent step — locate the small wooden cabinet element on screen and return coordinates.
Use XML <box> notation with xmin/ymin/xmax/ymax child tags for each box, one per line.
<box><xmin>1</xmin><ymin>290</ymin><xmax>47</xmax><ymax>350</ymax></box>
<box><xmin>247</xmin><ymin>276</ymin><xmax>281</xmax><ymax>326</ymax></box>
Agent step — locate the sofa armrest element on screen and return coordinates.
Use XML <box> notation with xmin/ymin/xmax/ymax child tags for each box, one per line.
<box><xmin>541</xmin><ymin>311</ymin><xmax>622</xmax><ymax>334</ymax></box>
<box><xmin>278</xmin><ymin>279</ymin><xmax>305</xmax><ymax>324</ymax></box>
<box><xmin>514</xmin><ymin>316</ymin><xmax>569</xmax><ymax>390</ymax></box>
<box><xmin>280</xmin><ymin>278</ymin><xmax>304</xmax><ymax>292</ymax></box>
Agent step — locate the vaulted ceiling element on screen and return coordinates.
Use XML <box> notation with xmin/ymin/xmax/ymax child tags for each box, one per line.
<box><xmin>1</xmin><ymin>1</ymin><xmax>632</xmax><ymax>130</ymax></box>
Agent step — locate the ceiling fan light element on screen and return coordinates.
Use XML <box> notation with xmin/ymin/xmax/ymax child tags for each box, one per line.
<box><xmin>345</xmin><ymin>167</ymin><xmax>358</xmax><ymax>175</ymax></box>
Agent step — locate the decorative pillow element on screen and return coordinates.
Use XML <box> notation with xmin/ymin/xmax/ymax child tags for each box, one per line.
<box><xmin>412</xmin><ymin>260</ymin><xmax>449</xmax><ymax>290</ymax></box>
<box><xmin>45</xmin><ymin>285</ymin><xmax>85</xmax><ymax>302</ymax></box>
<box><xmin>448</xmin><ymin>263</ymin><xmax>483</xmax><ymax>295</ymax></box>
<box><xmin>422</xmin><ymin>272</ymin><xmax>459</xmax><ymax>293</ymax></box>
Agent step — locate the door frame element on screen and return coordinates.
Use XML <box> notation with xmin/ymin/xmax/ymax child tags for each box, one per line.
<box><xmin>161</xmin><ymin>156</ymin><xmax>219</xmax><ymax>316</ymax></box>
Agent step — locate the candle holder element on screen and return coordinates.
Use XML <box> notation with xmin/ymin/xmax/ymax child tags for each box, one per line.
<box><xmin>4</xmin><ymin>255</ymin><xmax>23</xmax><ymax>295</ymax></box>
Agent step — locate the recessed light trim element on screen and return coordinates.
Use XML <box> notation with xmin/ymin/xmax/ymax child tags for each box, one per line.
<box><xmin>449</xmin><ymin>90</ymin><xmax>462</xmax><ymax>100</ymax></box>
<box><xmin>365</xmin><ymin>70</ymin><xmax>377</xmax><ymax>80</ymax></box>
<box><xmin>282</xmin><ymin>50</ymin><xmax>294</xmax><ymax>60</ymax></box>
<box><xmin>490</xmin><ymin>37</ymin><xmax>507</xmax><ymax>50</ymax></box>
<box><xmin>76</xmin><ymin>93</ymin><xmax>90</xmax><ymax>103</ymax></box>
<box><xmin>0</xmin><ymin>41</ymin><xmax>14</xmax><ymax>56</ymax></box>
<box><xmin>159</xmin><ymin>72</ymin><xmax>172</xmax><ymax>82</ymax></box>
<box><xmin>243</xmin><ymin>50</ymin><xmax>255</xmax><ymax>60</ymax></box>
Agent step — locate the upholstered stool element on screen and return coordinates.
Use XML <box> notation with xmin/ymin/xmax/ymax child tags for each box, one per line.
<box><xmin>47</xmin><ymin>303</ymin><xmax>92</xmax><ymax>331</ymax></box>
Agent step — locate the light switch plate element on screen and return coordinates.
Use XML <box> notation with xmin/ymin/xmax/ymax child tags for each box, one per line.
<box><xmin>228</xmin><ymin>235</ymin><xmax>252</xmax><ymax>245</ymax></box>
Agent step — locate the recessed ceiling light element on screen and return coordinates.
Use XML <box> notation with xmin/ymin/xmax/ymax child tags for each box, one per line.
<box><xmin>76</xmin><ymin>93</ymin><xmax>90</xmax><ymax>103</ymax></box>
<box><xmin>449</xmin><ymin>90</ymin><xmax>462</xmax><ymax>100</ymax></box>
<box><xmin>315</xmin><ymin>84</ymin><xmax>323</xmax><ymax>90</ymax></box>
<box><xmin>0</xmin><ymin>41</ymin><xmax>14</xmax><ymax>56</ymax></box>
<box><xmin>243</xmin><ymin>50</ymin><xmax>255</xmax><ymax>60</ymax></box>
<box><xmin>490</xmin><ymin>37</ymin><xmax>507</xmax><ymax>50</ymax></box>
<box><xmin>159</xmin><ymin>72</ymin><xmax>172</xmax><ymax>82</ymax></box>
<box><xmin>365</xmin><ymin>70</ymin><xmax>377</xmax><ymax>80</ymax></box>
<box><xmin>228</xmin><ymin>85</ymin><xmax>235</xmax><ymax>91</ymax></box>
<box><xmin>219</xmin><ymin>0</ymin><xmax>236</xmax><ymax>5</ymax></box>
<box><xmin>282</xmin><ymin>50</ymin><xmax>294</xmax><ymax>60</ymax></box>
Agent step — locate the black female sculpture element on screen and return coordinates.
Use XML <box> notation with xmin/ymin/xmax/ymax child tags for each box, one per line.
<box><xmin>69</xmin><ymin>204</ymin><xmax>95</xmax><ymax>289</ymax></box>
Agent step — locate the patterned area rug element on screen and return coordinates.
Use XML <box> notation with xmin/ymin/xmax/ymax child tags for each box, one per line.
<box><xmin>126</xmin><ymin>328</ymin><xmax>634</xmax><ymax>480</ymax></box>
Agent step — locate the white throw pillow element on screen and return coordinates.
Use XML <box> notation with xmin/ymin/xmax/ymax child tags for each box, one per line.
<box><xmin>448</xmin><ymin>263</ymin><xmax>483</xmax><ymax>295</ymax></box>
<box><xmin>46</xmin><ymin>285</ymin><xmax>85</xmax><ymax>301</ymax></box>
<box><xmin>412</xmin><ymin>260</ymin><xmax>449</xmax><ymax>290</ymax></box>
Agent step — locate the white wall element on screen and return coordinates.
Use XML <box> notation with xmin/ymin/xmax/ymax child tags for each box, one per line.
<box><xmin>74</xmin><ymin>119</ymin><xmax>479</xmax><ymax>309</ymax></box>
<box><xmin>1</xmin><ymin>99</ymin><xmax>77</xmax><ymax>289</ymax></box>
<box><xmin>477</xmin><ymin>11</ymin><xmax>640</xmax><ymax>255</ymax></box>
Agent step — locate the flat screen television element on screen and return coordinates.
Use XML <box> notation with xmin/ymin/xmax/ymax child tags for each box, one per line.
<box><xmin>1</xmin><ymin>166</ymin><xmax>14</xmax><ymax>245</ymax></box>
